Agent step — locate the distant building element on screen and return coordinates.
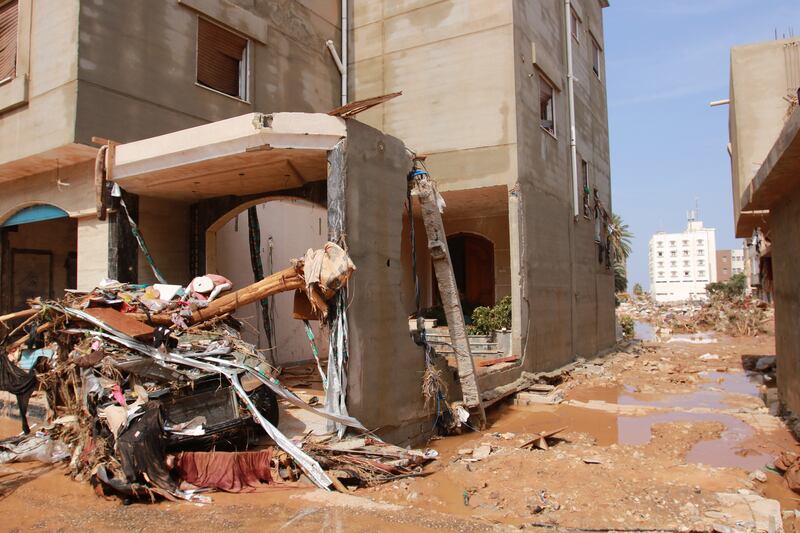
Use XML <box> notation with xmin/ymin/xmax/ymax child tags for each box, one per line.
<box><xmin>726</xmin><ymin>37</ymin><xmax>800</xmax><ymax>420</ymax></box>
<box><xmin>715</xmin><ymin>247</ymin><xmax>745</xmax><ymax>282</ymax></box>
<box><xmin>648</xmin><ymin>214</ymin><xmax>717</xmax><ymax>302</ymax></box>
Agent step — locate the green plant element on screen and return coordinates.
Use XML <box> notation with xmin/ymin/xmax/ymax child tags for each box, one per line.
<box><xmin>633</xmin><ymin>283</ymin><xmax>643</xmax><ymax>296</ymax></box>
<box><xmin>609</xmin><ymin>213</ymin><xmax>633</xmax><ymax>265</ymax></box>
<box><xmin>468</xmin><ymin>296</ymin><xmax>512</xmax><ymax>335</ymax></box>
<box><xmin>706</xmin><ymin>273</ymin><xmax>747</xmax><ymax>299</ymax></box>
<box><xmin>619</xmin><ymin>314</ymin><xmax>635</xmax><ymax>339</ymax></box>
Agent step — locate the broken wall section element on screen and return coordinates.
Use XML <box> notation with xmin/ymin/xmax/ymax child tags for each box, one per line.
<box><xmin>336</xmin><ymin>120</ymin><xmax>433</xmax><ymax>444</ymax></box>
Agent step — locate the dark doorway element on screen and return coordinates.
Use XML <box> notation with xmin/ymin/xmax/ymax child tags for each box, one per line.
<box><xmin>445</xmin><ymin>233</ymin><xmax>495</xmax><ymax>311</ymax></box>
<box><xmin>1</xmin><ymin>213</ymin><xmax>78</xmax><ymax>314</ymax></box>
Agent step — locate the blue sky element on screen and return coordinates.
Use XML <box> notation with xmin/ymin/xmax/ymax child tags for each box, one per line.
<box><xmin>605</xmin><ymin>0</ymin><xmax>799</xmax><ymax>290</ymax></box>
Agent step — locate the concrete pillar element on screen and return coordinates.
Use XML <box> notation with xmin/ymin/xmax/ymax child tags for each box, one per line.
<box><xmin>76</xmin><ymin>216</ymin><xmax>110</xmax><ymax>291</ymax></box>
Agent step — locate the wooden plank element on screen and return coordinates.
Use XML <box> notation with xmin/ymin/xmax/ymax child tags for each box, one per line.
<box><xmin>85</xmin><ymin>307</ymin><xmax>155</xmax><ymax>340</ymax></box>
<box><xmin>328</xmin><ymin>91</ymin><xmax>402</xmax><ymax>118</ymax></box>
<box><xmin>476</xmin><ymin>355</ymin><xmax>518</xmax><ymax>368</ymax></box>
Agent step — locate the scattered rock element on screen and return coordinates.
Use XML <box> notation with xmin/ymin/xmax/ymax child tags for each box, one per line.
<box><xmin>699</xmin><ymin>353</ymin><xmax>720</xmax><ymax>361</ymax></box>
<box><xmin>748</xmin><ymin>470</ymin><xmax>768</xmax><ymax>483</ymax></box>
<box><xmin>471</xmin><ymin>445</ymin><xmax>493</xmax><ymax>461</ymax></box>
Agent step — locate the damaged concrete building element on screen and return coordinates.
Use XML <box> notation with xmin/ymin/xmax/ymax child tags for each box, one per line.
<box><xmin>351</xmin><ymin>0</ymin><xmax>615</xmax><ymax>367</ymax></box>
<box><xmin>0</xmin><ymin>0</ymin><xmax>615</xmax><ymax>444</ymax></box>
<box><xmin>726</xmin><ymin>37</ymin><xmax>800</xmax><ymax>420</ymax></box>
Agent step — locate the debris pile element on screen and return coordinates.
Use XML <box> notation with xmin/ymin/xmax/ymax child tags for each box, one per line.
<box><xmin>0</xmin><ymin>242</ymin><xmax>434</xmax><ymax>502</ymax></box>
<box><xmin>618</xmin><ymin>294</ymin><xmax>772</xmax><ymax>338</ymax></box>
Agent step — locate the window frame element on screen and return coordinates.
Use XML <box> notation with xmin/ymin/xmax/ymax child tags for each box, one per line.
<box><xmin>195</xmin><ymin>15</ymin><xmax>251</xmax><ymax>103</ymax></box>
<box><xmin>0</xmin><ymin>0</ymin><xmax>19</xmax><ymax>85</ymax></box>
<box><xmin>570</xmin><ymin>7</ymin><xmax>581</xmax><ymax>44</ymax></box>
<box><xmin>538</xmin><ymin>74</ymin><xmax>557</xmax><ymax>138</ymax></box>
<box><xmin>0</xmin><ymin>0</ymin><xmax>29</xmax><ymax>115</ymax></box>
<box><xmin>591</xmin><ymin>35</ymin><xmax>602</xmax><ymax>80</ymax></box>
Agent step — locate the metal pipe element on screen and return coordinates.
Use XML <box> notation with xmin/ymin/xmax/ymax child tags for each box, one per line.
<box><xmin>565</xmin><ymin>0</ymin><xmax>579</xmax><ymax>218</ymax></box>
<box><xmin>564</xmin><ymin>0</ymin><xmax>579</xmax><ymax>362</ymax></box>
<box><xmin>341</xmin><ymin>0</ymin><xmax>348</xmax><ymax>106</ymax></box>
<box><xmin>324</xmin><ymin>1</ymin><xmax>348</xmax><ymax>106</ymax></box>
<box><xmin>325</xmin><ymin>40</ymin><xmax>345</xmax><ymax>74</ymax></box>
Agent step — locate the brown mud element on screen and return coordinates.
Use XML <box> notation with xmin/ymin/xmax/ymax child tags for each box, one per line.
<box><xmin>1</xmin><ymin>331</ymin><xmax>798</xmax><ymax>532</ymax></box>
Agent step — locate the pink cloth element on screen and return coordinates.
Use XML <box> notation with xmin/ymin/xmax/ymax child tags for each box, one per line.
<box><xmin>111</xmin><ymin>384</ymin><xmax>126</xmax><ymax>406</ymax></box>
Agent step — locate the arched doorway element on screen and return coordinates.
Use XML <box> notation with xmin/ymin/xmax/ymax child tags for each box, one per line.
<box><xmin>0</xmin><ymin>205</ymin><xmax>77</xmax><ymax>313</ymax></box>
<box><xmin>444</xmin><ymin>233</ymin><xmax>495</xmax><ymax>312</ymax></box>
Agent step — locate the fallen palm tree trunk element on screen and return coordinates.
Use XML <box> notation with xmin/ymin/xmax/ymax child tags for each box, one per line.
<box><xmin>129</xmin><ymin>266</ymin><xmax>304</xmax><ymax>326</ymax></box>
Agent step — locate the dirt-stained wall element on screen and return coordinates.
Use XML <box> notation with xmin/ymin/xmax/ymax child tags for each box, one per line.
<box><xmin>511</xmin><ymin>0</ymin><xmax>614</xmax><ymax>370</ymax></box>
<box><xmin>770</xmin><ymin>189</ymin><xmax>800</xmax><ymax>417</ymax></box>
<box><xmin>338</xmin><ymin>119</ymin><xmax>429</xmax><ymax>444</ymax></box>
<box><xmin>729</xmin><ymin>38</ymin><xmax>800</xmax><ymax>235</ymax></box>
<box><xmin>74</xmin><ymin>0</ymin><xmax>341</xmax><ymax>145</ymax></box>
<box><xmin>352</xmin><ymin>0</ymin><xmax>614</xmax><ymax>374</ymax></box>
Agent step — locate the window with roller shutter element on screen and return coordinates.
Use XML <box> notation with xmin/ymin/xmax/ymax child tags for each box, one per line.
<box><xmin>196</xmin><ymin>17</ymin><xmax>248</xmax><ymax>100</ymax></box>
<box><xmin>0</xmin><ymin>0</ymin><xmax>18</xmax><ymax>83</ymax></box>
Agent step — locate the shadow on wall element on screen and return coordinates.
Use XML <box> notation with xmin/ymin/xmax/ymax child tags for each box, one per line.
<box><xmin>213</xmin><ymin>198</ymin><xmax>328</xmax><ymax>366</ymax></box>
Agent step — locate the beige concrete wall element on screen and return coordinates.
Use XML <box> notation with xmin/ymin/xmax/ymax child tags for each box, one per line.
<box><xmin>351</xmin><ymin>0</ymin><xmax>518</xmax><ymax>190</ymax></box>
<box><xmin>76</xmin><ymin>217</ymin><xmax>109</xmax><ymax>291</ymax></box>
<box><xmin>0</xmin><ymin>0</ymin><xmax>80</xmax><ymax>168</ymax></box>
<box><xmin>0</xmin><ymin>162</ymin><xmax>94</xmax><ymax>222</ymax></box>
<box><xmin>136</xmin><ymin>197</ymin><xmax>191</xmax><ymax>286</ymax></box>
<box><xmin>729</xmin><ymin>38</ymin><xmax>800</xmax><ymax>230</ymax></box>
<box><xmin>214</xmin><ymin>199</ymin><xmax>328</xmax><ymax>366</ymax></box>
<box><xmin>771</xmin><ymin>188</ymin><xmax>800</xmax><ymax>417</ymax></box>
<box><xmin>74</xmin><ymin>0</ymin><xmax>341</xmax><ymax>145</ymax></box>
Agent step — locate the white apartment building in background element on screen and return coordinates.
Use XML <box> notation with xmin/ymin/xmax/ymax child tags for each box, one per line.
<box><xmin>731</xmin><ymin>249</ymin><xmax>745</xmax><ymax>275</ymax></box>
<box><xmin>648</xmin><ymin>214</ymin><xmax>717</xmax><ymax>302</ymax></box>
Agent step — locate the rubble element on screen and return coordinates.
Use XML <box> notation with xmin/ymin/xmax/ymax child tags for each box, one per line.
<box><xmin>618</xmin><ymin>293</ymin><xmax>773</xmax><ymax>339</ymax></box>
<box><xmin>0</xmin><ymin>242</ymin><xmax>435</xmax><ymax>503</ymax></box>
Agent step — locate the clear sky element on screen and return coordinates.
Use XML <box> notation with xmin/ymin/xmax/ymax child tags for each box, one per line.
<box><xmin>604</xmin><ymin>0</ymin><xmax>799</xmax><ymax>290</ymax></box>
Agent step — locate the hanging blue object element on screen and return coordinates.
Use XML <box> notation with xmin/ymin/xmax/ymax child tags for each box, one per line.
<box><xmin>1</xmin><ymin>205</ymin><xmax>69</xmax><ymax>227</ymax></box>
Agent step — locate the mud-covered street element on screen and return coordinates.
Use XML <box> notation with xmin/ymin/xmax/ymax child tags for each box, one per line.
<box><xmin>2</xmin><ymin>328</ymin><xmax>797</xmax><ymax>533</ymax></box>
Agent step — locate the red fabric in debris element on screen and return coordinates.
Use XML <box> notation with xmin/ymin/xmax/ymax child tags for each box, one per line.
<box><xmin>175</xmin><ymin>450</ymin><xmax>274</xmax><ymax>492</ymax></box>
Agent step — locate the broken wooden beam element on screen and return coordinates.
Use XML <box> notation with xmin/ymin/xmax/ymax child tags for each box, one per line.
<box><xmin>0</xmin><ymin>308</ymin><xmax>38</xmax><ymax>325</ymax></box>
<box><xmin>412</xmin><ymin>173</ymin><xmax>486</xmax><ymax>427</ymax></box>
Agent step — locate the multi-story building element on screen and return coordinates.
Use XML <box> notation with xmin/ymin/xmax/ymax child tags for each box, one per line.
<box><xmin>716</xmin><ymin>247</ymin><xmax>745</xmax><ymax>282</ymax></box>
<box><xmin>352</xmin><ymin>0</ymin><xmax>614</xmax><ymax>368</ymax></box>
<box><xmin>726</xmin><ymin>37</ymin><xmax>800</xmax><ymax>419</ymax></box>
<box><xmin>648</xmin><ymin>214</ymin><xmax>717</xmax><ymax>302</ymax></box>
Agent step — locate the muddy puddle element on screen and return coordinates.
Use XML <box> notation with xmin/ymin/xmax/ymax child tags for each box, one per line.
<box><xmin>633</xmin><ymin>320</ymin><xmax>657</xmax><ymax>341</ymax></box>
<box><xmin>532</xmin><ymin>371</ymin><xmax>776</xmax><ymax>470</ymax></box>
